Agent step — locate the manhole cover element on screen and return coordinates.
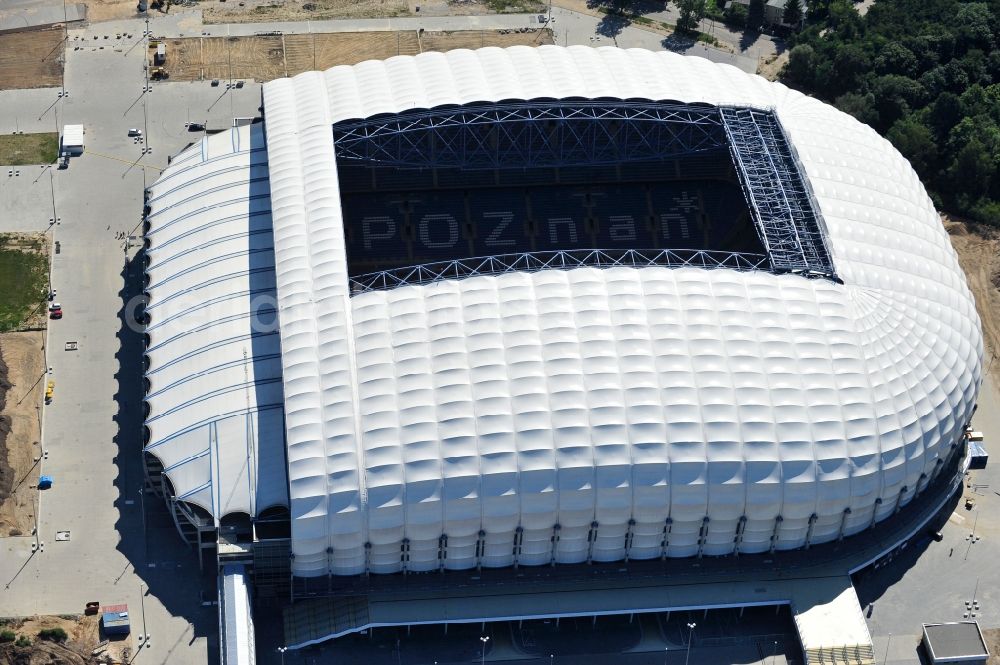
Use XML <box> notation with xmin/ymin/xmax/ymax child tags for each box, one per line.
<box><xmin>55</xmin><ymin>531</ymin><xmax>70</xmax><ymax>541</ymax></box>
<box><xmin>65</xmin><ymin>341</ymin><xmax>78</xmax><ymax>351</ymax></box>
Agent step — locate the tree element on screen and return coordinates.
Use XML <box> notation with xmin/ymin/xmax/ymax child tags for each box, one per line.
<box><xmin>874</xmin><ymin>42</ymin><xmax>918</xmax><ymax>77</ymax></box>
<box><xmin>807</xmin><ymin>0</ymin><xmax>831</xmax><ymax>22</ymax></box>
<box><xmin>747</xmin><ymin>0</ymin><xmax>765</xmax><ymax>30</ymax></box>
<box><xmin>831</xmin><ymin>44</ymin><xmax>871</xmax><ymax>96</ymax></box>
<box><xmin>954</xmin><ymin>3</ymin><xmax>995</xmax><ymax>50</ymax></box>
<box><xmin>723</xmin><ymin>1</ymin><xmax>748</xmax><ymax>28</ymax></box>
<box><xmin>782</xmin><ymin>44</ymin><xmax>817</xmax><ymax>88</ymax></box>
<box><xmin>782</xmin><ymin>0</ymin><xmax>803</xmax><ymax>27</ymax></box>
<box><xmin>834</xmin><ymin>92</ymin><xmax>878</xmax><ymax>126</ymax></box>
<box><xmin>887</xmin><ymin>118</ymin><xmax>938</xmax><ymax>174</ymax></box>
<box><xmin>948</xmin><ymin>138</ymin><xmax>994</xmax><ymax>196</ymax></box>
<box><xmin>826</xmin><ymin>0</ymin><xmax>862</xmax><ymax>39</ymax></box>
<box><xmin>872</xmin><ymin>75</ymin><xmax>927</xmax><ymax>129</ymax></box>
<box><xmin>928</xmin><ymin>92</ymin><xmax>962</xmax><ymax>138</ymax></box>
<box><xmin>772</xmin><ymin>0</ymin><xmax>1000</xmax><ymax>225</ymax></box>
<box><xmin>673</xmin><ymin>0</ymin><xmax>707</xmax><ymax>33</ymax></box>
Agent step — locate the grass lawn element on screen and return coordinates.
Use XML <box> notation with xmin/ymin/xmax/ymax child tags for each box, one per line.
<box><xmin>0</xmin><ymin>132</ymin><xmax>59</xmax><ymax>166</ymax></box>
<box><xmin>0</xmin><ymin>236</ymin><xmax>49</xmax><ymax>332</ymax></box>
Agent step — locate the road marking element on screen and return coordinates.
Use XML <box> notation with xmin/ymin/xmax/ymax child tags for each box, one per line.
<box><xmin>84</xmin><ymin>149</ymin><xmax>163</xmax><ymax>173</ymax></box>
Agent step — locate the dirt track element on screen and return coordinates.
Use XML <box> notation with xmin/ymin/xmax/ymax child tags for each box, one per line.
<box><xmin>944</xmin><ymin>216</ymin><xmax>1000</xmax><ymax>386</ymax></box>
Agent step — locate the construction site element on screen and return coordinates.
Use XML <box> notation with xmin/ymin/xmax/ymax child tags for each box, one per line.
<box><xmin>146</xmin><ymin>28</ymin><xmax>553</xmax><ymax>82</ymax></box>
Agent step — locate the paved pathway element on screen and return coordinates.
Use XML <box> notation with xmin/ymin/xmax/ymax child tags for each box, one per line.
<box><xmin>859</xmin><ymin>374</ymin><xmax>1000</xmax><ymax>665</ymax></box>
<box><xmin>1</xmin><ymin>16</ymin><xmax>262</xmax><ymax>665</ymax></box>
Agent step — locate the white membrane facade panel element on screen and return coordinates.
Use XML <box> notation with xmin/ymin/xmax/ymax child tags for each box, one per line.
<box><xmin>260</xmin><ymin>46</ymin><xmax>983</xmax><ymax>576</ymax></box>
<box><xmin>144</xmin><ymin>123</ymin><xmax>287</xmax><ymax>522</ymax></box>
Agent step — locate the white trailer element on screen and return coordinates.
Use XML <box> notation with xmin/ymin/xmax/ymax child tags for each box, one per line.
<box><xmin>61</xmin><ymin>124</ymin><xmax>85</xmax><ymax>155</ymax></box>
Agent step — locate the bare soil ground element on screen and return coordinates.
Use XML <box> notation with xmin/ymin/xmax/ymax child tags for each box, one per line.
<box><xmin>0</xmin><ymin>614</ymin><xmax>131</xmax><ymax>665</ymax></box>
<box><xmin>199</xmin><ymin>0</ymin><xmax>543</xmax><ymax>25</ymax></box>
<box><xmin>204</xmin><ymin>0</ymin><xmax>408</xmax><ymax>24</ymax></box>
<box><xmin>985</xmin><ymin>628</ymin><xmax>1000</xmax><ymax>665</ymax></box>
<box><xmin>0</xmin><ymin>28</ymin><xmax>65</xmax><ymax>91</ymax></box>
<box><xmin>759</xmin><ymin>49</ymin><xmax>789</xmax><ymax>81</ymax></box>
<box><xmin>83</xmin><ymin>0</ymin><xmax>140</xmax><ymax>22</ymax></box>
<box><xmin>944</xmin><ymin>215</ymin><xmax>1000</xmax><ymax>385</ymax></box>
<box><xmin>154</xmin><ymin>28</ymin><xmax>552</xmax><ymax>81</ymax></box>
<box><xmin>0</xmin><ymin>332</ymin><xmax>45</xmax><ymax>538</ymax></box>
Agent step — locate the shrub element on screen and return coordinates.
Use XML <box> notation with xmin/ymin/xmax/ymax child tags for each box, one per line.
<box><xmin>37</xmin><ymin>627</ymin><xmax>68</xmax><ymax>642</ymax></box>
<box><xmin>0</xmin><ymin>630</ymin><xmax>15</xmax><ymax>643</ymax></box>
<box><xmin>15</xmin><ymin>636</ymin><xmax>31</xmax><ymax>647</ymax></box>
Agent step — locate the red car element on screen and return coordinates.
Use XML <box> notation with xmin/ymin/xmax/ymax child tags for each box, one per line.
<box><xmin>49</xmin><ymin>302</ymin><xmax>62</xmax><ymax>319</ymax></box>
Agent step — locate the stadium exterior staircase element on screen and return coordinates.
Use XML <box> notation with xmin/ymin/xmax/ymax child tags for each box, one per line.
<box><xmin>803</xmin><ymin>644</ymin><xmax>876</xmax><ymax>665</ymax></box>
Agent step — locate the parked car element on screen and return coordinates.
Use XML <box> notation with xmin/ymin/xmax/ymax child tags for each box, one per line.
<box><xmin>187</xmin><ymin>122</ymin><xmax>205</xmax><ymax>132</ymax></box>
<box><xmin>49</xmin><ymin>306</ymin><xmax>63</xmax><ymax>319</ymax></box>
<box><xmin>128</xmin><ymin>128</ymin><xmax>143</xmax><ymax>137</ymax></box>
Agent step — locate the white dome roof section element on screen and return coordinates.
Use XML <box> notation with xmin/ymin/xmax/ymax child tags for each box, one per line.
<box><xmin>143</xmin><ymin>123</ymin><xmax>288</xmax><ymax>522</ymax></box>
<box><xmin>262</xmin><ymin>46</ymin><xmax>983</xmax><ymax>577</ymax></box>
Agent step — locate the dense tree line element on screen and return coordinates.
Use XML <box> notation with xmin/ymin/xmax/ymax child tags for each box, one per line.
<box><xmin>780</xmin><ymin>0</ymin><xmax>1000</xmax><ymax>224</ymax></box>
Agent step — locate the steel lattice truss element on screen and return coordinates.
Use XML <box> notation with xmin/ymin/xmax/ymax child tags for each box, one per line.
<box><xmin>349</xmin><ymin>249</ymin><xmax>770</xmax><ymax>293</ymax></box>
<box><xmin>332</xmin><ymin>101</ymin><xmax>727</xmax><ymax>169</ymax></box>
<box><xmin>333</xmin><ymin>100</ymin><xmax>836</xmax><ymax>290</ymax></box>
<box><xmin>720</xmin><ymin>107</ymin><xmax>835</xmax><ymax>277</ymax></box>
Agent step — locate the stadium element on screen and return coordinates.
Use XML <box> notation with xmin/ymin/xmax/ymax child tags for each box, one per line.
<box><xmin>140</xmin><ymin>45</ymin><xmax>983</xmax><ymax>660</ymax></box>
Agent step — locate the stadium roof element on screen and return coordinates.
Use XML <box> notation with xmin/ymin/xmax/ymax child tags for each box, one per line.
<box><xmin>143</xmin><ymin>47</ymin><xmax>982</xmax><ymax>577</ymax></box>
<box><xmin>143</xmin><ymin>123</ymin><xmax>287</xmax><ymax>521</ymax></box>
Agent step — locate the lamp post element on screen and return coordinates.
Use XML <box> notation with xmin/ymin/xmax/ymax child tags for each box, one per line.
<box><xmin>684</xmin><ymin>622</ymin><xmax>696</xmax><ymax>665</ymax></box>
<box><xmin>480</xmin><ymin>636</ymin><xmax>490</xmax><ymax>665</ymax></box>
<box><xmin>277</xmin><ymin>646</ymin><xmax>286</xmax><ymax>665</ymax></box>
<box><xmin>138</xmin><ymin>584</ymin><xmax>150</xmax><ymax>648</ymax></box>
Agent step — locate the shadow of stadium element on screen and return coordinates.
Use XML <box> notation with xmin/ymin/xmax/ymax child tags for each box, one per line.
<box><xmin>851</xmin><ymin>483</ymin><xmax>962</xmax><ymax>608</ymax></box>
<box><xmin>110</xmin><ymin>248</ymin><xmax>219</xmax><ymax>662</ymax></box>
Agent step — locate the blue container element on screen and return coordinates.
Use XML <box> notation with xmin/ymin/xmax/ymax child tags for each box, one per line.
<box><xmin>38</xmin><ymin>476</ymin><xmax>53</xmax><ymax>490</ymax></box>
<box><xmin>102</xmin><ymin>611</ymin><xmax>131</xmax><ymax>636</ymax></box>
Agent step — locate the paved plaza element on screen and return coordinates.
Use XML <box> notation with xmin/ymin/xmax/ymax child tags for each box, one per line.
<box><xmin>0</xmin><ymin>14</ymin><xmax>262</xmax><ymax>665</ymax></box>
<box><xmin>857</xmin><ymin>376</ymin><xmax>1000</xmax><ymax>665</ymax></box>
